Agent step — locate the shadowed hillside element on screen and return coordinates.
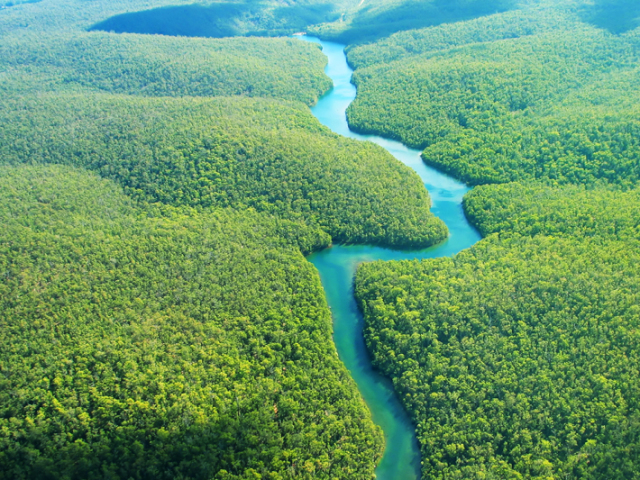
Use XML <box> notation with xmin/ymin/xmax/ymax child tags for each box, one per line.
<box><xmin>90</xmin><ymin>1</ymin><xmax>340</xmax><ymax>38</ymax></box>
<box><xmin>309</xmin><ymin>0</ymin><xmax>517</xmax><ymax>44</ymax></box>
<box><xmin>580</xmin><ymin>0</ymin><xmax>640</xmax><ymax>34</ymax></box>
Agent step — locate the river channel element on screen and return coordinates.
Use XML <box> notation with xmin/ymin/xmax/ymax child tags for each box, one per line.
<box><xmin>299</xmin><ymin>36</ymin><xmax>482</xmax><ymax>479</ymax></box>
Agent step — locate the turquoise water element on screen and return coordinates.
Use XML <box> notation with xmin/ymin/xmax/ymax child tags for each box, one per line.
<box><xmin>299</xmin><ymin>36</ymin><xmax>482</xmax><ymax>479</ymax></box>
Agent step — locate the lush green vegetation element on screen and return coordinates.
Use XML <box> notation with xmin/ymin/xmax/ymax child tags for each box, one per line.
<box><xmin>0</xmin><ymin>33</ymin><xmax>331</xmax><ymax>105</ymax></box>
<box><xmin>464</xmin><ymin>182</ymin><xmax>640</xmax><ymax>240</ymax></box>
<box><xmin>357</xmin><ymin>235</ymin><xmax>640</xmax><ymax>479</ymax></box>
<box><xmin>0</xmin><ymin>164</ymin><xmax>385</xmax><ymax>479</ymax></box>
<box><xmin>0</xmin><ymin>0</ymin><xmax>452</xmax><ymax>477</ymax></box>
<box><xmin>346</xmin><ymin>2</ymin><xmax>640</xmax><ymax>478</ymax></box>
<box><xmin>0</xmin><ymin>93</ymin><xmax>446</xmax><ymax>248</ymax></box>
<box><xmin>0</xmin><ymin>0</ymin><xmax>447</xmax><ymax>250</ymax></box>
<box><xmin>8</xmin><ymin>0</ymin><xmax>640</xmax><ymax>477</ymax></box>
<box><xmin>344</xmin><ymin>7</ymin><xmax>579</xmax><ymax>69</ymax></box>
<box><xmin>346</xmin><ymin>4</ymin><xmax>640</xmax><ymax>186</ymax></box>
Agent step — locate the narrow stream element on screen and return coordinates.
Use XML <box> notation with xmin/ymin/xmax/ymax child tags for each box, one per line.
<box><xmin>299</xmin><ymin>36</ymin><xmax>482</xmax><ymax>479</ymax></box>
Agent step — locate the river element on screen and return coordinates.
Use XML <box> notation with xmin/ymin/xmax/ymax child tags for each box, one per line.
<box><xmin>298</xmin><ymin>36</ymin><xmax>482</xmax><ymax>479</ymax></box>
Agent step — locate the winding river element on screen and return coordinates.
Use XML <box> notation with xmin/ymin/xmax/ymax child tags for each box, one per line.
<box><xmin>299</xmin><ymin>36</ymin><xmax>482</xmax><ymax>479</ymax></box>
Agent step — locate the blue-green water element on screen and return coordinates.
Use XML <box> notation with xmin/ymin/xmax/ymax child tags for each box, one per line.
<box><xmin>299</xmin><ymin>36</ymin><xmax>482</xmax><ymax>479</ymax></box>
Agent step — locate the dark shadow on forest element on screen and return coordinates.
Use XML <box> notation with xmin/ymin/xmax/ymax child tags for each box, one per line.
<box><xmin>334</xmin><ymin>0</ymin><xmax>517</xmax><ymax>44</ymax></box>
<box><xmin>89</xmin><ymin>1</ymin><xmax>339</xmax><ymax>38</ymax></box>
<box><xmin>579</xmin><ymin>0</ymin><xmax>640</xmax><ymax>34</ymax></box>
<box><xmin>1</xmin><ymin>0</ymin><xmax>42</xmax><ymax>8</ymax></box>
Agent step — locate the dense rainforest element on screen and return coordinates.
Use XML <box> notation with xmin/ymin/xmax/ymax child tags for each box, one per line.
<box><xmin>464</xmin><ymin>182</ymin><xmax>640</xmax><ymax>240</ymax></box>
<box><xmin>348</xmin><ymin>0</ymin><xmax>640</xmax><ymax>478</ymax></box>
<box><xmin>0</xmin><ymin>93</ymin><xmax>445</xmax><ymax>248</ymax></box>
<box><xmin>3</xmin><ymin>0</ymin><xmax>640</xmax><ymax>478</ymax></box>
<box><xmin>0</xmin><ymin>0</ymin><xmax>450</xmax><ymax>478</ymax></box>
<box><xmin>0</xmin><ymin>34</ymin><xmax>332</xmax><ymax>104</ymax></box>
<box><xmin>357</xmin><ymin>235</ymin><xmax>640</xmax><ymax>479</ymax></box>
<box><xmin>0</xmin><ymin>164</ymin><xmax>383</xmax><ymax>479</ymax></box>
<box><xmin>345</xmin><ymin>2</ymin><xmax>640</xmax><ymax>184</ymax></box>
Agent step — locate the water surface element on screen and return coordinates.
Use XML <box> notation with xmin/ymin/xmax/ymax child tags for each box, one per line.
<box><xmin>300</xmin><ymin>36</ymin><xmax>482</xmax><ymax>479</ymax></box>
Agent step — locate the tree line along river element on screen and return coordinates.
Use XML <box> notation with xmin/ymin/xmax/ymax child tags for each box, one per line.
<box><xmin>299</xmin><ymin>36</ymin><xmax>482</xmax><ymax>479</ymax></box>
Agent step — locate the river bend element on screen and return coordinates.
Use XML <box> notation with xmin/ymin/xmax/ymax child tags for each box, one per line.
<box><xmin>300</xmin><ymin>36</ymin><xmax>482</xmax><ymax>479</ymax></box>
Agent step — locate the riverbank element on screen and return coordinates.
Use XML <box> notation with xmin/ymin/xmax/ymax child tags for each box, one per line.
<box><xmin>299</xmin><ymin>36</ymin><xmax>481</xmax><ymax>479</ymax></box>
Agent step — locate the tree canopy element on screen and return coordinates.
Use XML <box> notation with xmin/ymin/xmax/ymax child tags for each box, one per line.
<box><xmin>0</xmin><ymin>93</ymin><xmax>446</xmax><ymax>248</ymax></box>
<box><xmin>345</xmin><ymin>4</ymin><xmax>640</xmax><ymax>186</ymax></box>
<box><xmin>0</xmin><ymin>164</ymin><xmax>384</xmax><ymax>479</ymax></box>
<box><xmin>357</xmin><ymin>234</ymin><xmax>640</xmax><ymax>479</ymax></box>
<box><xmin>0</xmin><ymin>0</ymin><xmax>449</xmax><ymax>477</ymax></box>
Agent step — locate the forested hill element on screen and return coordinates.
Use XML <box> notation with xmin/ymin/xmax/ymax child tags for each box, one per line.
<box><xmin>0</xmin><ymin>0</ymin><xmax>451</xmax><ymax>477</ymax></box>
<box><xmin>357</xmin><ymin>235</ymin><xmax>640</xmax><ymax>479</ymax></box>
<box><xmin>464</xmin><ymin>182</ymin><xmax>640</xmax><ymax>240</ymax></box>
<box><xmin>350</xmin><ymin>2</ymin><xmax>640</xmax><ymax>479</ymax></box>
<box><xmin>345</xmin><ymin>2</ymin><xmax>640</xmax><ymax>186</ymax></box>
<box><xmin>0</xmin><ymin>93</ymin><xmax>446</xmax><ymax>248</ymax></box>
<box><xmin>0</xmin><ymin>164</ymin><xmax>384</xmax><ymax>479</ymax></box>
<box><xmin>0</xmin><ymin>0</ymin><xmax>447</xmax><ymax>249</ymax></box>
<box><xmin>0</xmin><ymin>34</ymin><xmax>332</xmax><ymax>105</ymax></box>
<box><xmin>357</xmin><ymin>168</ymin><xmax>640</xmax><ymax>478</ymax></box>
<box><xmin>309</xmin><ymin>0</ymin><xmax>519</xmax><ymax>45</ymax></box>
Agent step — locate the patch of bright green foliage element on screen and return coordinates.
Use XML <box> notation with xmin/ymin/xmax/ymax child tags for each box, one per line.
<box><xmin>0</xmin><ymin>164</ymin><xmax>383</xmax><ymax>479</ymax></box>
<box><xmin>0</xmin><ymin>93</ymin><xmax>446</xmax><ymax>248</ymax></box>
<box><xmin>0</xmin><ymin>34</ymin><xmax>332</xmax><ymax>105</ymax></box>
<box><xmin>356</xmin><ymin>234</ymin><xmax>640</xmax><ymax>479</ymax></box>
<box><xmin>464</xmin><ymin>182</ymin><xmax>640</xmax><ymax>239</ymax></box>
